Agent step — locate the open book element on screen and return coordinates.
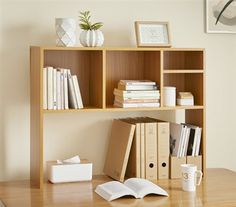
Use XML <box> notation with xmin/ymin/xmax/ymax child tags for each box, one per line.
<box><xmin>95</xmin><ymin>178</ymin><xmax>168</xmax><ymax>201</ymax></box>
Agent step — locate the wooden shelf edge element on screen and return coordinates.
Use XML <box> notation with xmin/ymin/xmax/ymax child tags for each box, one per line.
<box><xmin>43</xmin><ymin>105</ymin><xmax>204</xmax><ymax>113</ymax></box>
<box><xmin>163</xmin><ymin>69</ymin><xmax>204</xmax><ymax>74</ymax></box>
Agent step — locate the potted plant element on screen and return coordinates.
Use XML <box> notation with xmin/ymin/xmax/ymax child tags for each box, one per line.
<box><xmin>79</xmin><ymin>11</ymin><xmax>104</xmax><ymax>47</ymax></box>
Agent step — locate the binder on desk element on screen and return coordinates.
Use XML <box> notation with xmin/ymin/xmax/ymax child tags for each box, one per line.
<box><xmin>144</xmin><ymin>121</ymin><xmax>158</xmax><ymax>180</ymax></box>
<box><xmin>125</xmin><ymin>119</ymin><xmax>141</xmax><ymax>178</ymax></box>
<box><xmin>157</xmin><ymin>121</ymin><xmax>170</xmax><ymax>179</ymax></box>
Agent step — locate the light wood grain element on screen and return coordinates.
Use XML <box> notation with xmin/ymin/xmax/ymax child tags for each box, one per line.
<box><xmin>31</xmin><ymin>46</ymin><xmax>205</xmax><ymax>189</ymax></box>
<box><xmin>30</xmin><ymin>47</ymin><xmax>44</xmax><ymax>189</ymax></box>
<box><xmin>0</xmin><ymin>169</ymin><xmax>236</xmax><ymax>207</ymax></box>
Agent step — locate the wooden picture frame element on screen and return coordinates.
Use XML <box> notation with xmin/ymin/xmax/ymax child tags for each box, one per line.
<box><xmin>135</xmin><ymin>21</ymin><xmax>171</xmax><ymax>47</ymax></box>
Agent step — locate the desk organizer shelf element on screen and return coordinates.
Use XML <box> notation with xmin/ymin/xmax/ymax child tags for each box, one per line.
<box><xmin>30</xmin><ymin>46</ymin><xmax>205</xmax><ymax>189</ymax></box>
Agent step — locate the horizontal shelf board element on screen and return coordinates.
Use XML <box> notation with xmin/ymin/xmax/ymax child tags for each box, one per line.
<box><xmin>44</xmin><ymin>105</ymin><xmax>204</xmax><ymax>113</ymax></box>
<box><xmin>30</xmin><ymin>46</ymin><xmax>204</xmax><ymax>52</ymax></box>
<box><xmin>163</xmin><ymin>70</ymin><xmax>204</xmax><ymax>74</ymax></box>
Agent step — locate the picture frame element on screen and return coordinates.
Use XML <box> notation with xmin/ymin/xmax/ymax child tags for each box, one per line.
<box><xmin>206</xmin><ymin>0</ymin><xmax>236</xmax><ymax>34</ymax></box>
<box><xmin>135</xmin><ymin>21</ymin><xmax>171</xmax><ymax>47</ymax></box>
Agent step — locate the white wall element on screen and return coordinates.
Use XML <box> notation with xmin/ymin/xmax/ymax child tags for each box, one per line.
<box><xmin>0</xmin><ymin>0</ymin><xmax>236</xmax><ymax>181</ymax></box>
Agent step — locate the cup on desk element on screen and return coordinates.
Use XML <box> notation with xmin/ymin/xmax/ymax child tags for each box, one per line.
<box><xmin>181</xmin><ymin>164</ymin><xmax>202</xmax><ymax>192</ymax></box>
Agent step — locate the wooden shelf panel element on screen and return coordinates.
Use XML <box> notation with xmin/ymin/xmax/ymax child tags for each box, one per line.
<box><xmin>163</xmin><ymin>50</ymin><xmax>204</xmax><ymax>70</ymax></box>
<box><xmin>163</xmin><ymin>69</ymin><xmax>204</xmax><ymax>74</ymax></box>
<box><xmin>44</xmin><ymin>105</ymin><xmax>204</xmax><ymax>113</ymax></box>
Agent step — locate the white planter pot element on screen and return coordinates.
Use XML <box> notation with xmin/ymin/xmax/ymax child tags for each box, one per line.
<box><xmin>55</xmin><ymin>18</ymin><xmax>76</xmax><ymax>47</ymax></box>
<box><xmin>79</xmin><ymin>30</ymin><xmax>104</xmax><ymax>47</ymax></box>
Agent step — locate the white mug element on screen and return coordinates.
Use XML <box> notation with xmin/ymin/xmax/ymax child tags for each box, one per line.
<box><xmin>163</xmin><ymin>86</ymin><xmax>176</xmax><ymax>106</ymax></box>
<box><xmin>181</xmin><ymin>164</ymin><xmax>202</xmax><ymax>192</ymax></box>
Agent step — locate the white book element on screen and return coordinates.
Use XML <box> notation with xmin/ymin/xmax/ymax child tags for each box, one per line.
<box><xmin>183</xmin><ymin>128</ymin><xmax>191</xmax><ymax>157</ymax></box>
<box><xmin>95</xmin><ymin>178</ymin><xmax>168</xmax><ymax>201</ymax></box>
<box><xmin>67</xmin><ymin>70</ymin><xmax>78</xmax><ymax>109</ymax></box>
<box><xmin>118</xmin><ymin>84</ymin><xmax>157</xmax><ymax>91</ymax></box>
<box><xmin>114</xmin><ymin>101</ymin><xmax>160</xmax><ymax>108</ymax></box>
<box><xmin>178</xmin><ymin>126</ymin><xmax>187</xmax><ymax>158</ymax></box>
<box><xmin>56</xmin><ymin>71</ymin><xmax>61</xmax><ymax>110</ymax></box>
<box><xmin>195</xmin><ymin>128</ymin><xmax>202</xmax><ymax>156</ymax></box>
<box><xmin>114</xmin><ymin>88</ymin><xmax>160</xmax><ymax>98</ymax></box>
<box><xmin>119</xmin><ymin>80</ymin><xmax>156</xmax><ymax>86</ymax></box>
<box><xmin>63</xmin><ymin>69</ymin><xmax>69</xmax><ymax>109</ymax></box>
<box><xmin>43</xmin><ymin>67</ymin><xmax>47</xmax><ymax>110</ymax></box>
<box><xmin>47</xmin><ymin>67</ymin><xmax>53</xmax><ymax>110</ymax></box>
<box><xmin>72</xmin><ymin>75</ymin><xmax>84</xmax><ymax>109</ymax></box>
<box><xmin>192</xmin><ymin>127</ymin><xmax>200</xmax><ymax>156</ymax></box>
<box><xmin>170</xmin><ymin>123</ymin><xmax>184</xmax><ymax>157</ymax></box>
<box><xmin>60</xmin><ymin>69</ymin><xmax>65</xmax><ymax>109</ymax></box>
<box><xmin>53</xmin><ymin>69</ymin><xmax>57</xmax><ymax>110</ymax></box>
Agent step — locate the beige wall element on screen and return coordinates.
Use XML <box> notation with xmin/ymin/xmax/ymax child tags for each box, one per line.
<box><xmin>0</xmin><ymin>0</ymin><xmax>236</xmax><ymax>181</ymax></box>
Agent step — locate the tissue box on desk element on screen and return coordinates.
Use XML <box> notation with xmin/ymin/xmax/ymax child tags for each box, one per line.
<box><xmin>47</xmin><ymin>159</ymin><xmax>92</xmax><ymax>183</ymax></box>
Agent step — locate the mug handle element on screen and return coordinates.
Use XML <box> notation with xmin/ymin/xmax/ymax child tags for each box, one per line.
<box><xmin>195</xmin><ymin>170</ymin><xmax>203</xmax><ymax>186</ymax></box>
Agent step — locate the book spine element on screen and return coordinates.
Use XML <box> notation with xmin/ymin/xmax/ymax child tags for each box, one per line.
<box><xmin>60</xmin><ymin>69</ymin><xmax>64</xmax><ymax>109</ymax></box>
<box><xmin>114</xmin><ymin>102</ymin><xmax>160</xmax><ymax>108</ymax></box>
<box><xmin>192</xmin><ymin>127</ymin><xmax>199</xmax><ymax>156</ymax></box>
<box><xmin>63</xmin><ymin>69</ymin><xmax>69</xmax><ymax>109</ymax></box>
<box><xmin>67</xmin><ymin>70</ymin><xmax>77</xmax><ymax>109</ymax></box>
<box><xmin>47</xmin><ymin>67</ymin><xmax>53</xmax><ymax>110</ymax></box>
<box><xmin>43</xmin><ymin>67</ymin><xmax>47</xmax><ymax>110</ymax></box>
<box><xmin>56</xmin><ymin>71</ymin><xmax>61</xmax><ymax>110</ymax></box>
<box><xmin>195</xmin><ymin>128</ymin><xmax>202</xmax><ymax>156</ymax></box>
<box><xmin>53</xmin><ymin>69</ymin><xmax>57</xmax><ymax>110</ymax></box>
<box><xmin>72</xmin><ymin>75</ymin><xmax>84</xmax><ymax>109</ymax></box>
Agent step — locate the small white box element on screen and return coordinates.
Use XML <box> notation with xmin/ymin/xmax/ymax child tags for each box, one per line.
<box><xmin>47</xmin><ymin>159</ymin><xmax>92</xmax><ymax>183</ymax></box>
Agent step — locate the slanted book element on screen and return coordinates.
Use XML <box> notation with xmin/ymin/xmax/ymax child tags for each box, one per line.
<box><xmin>95</xmin><ymin>178</ymin><xmax>168</xmax><ymax>201</ymax></box>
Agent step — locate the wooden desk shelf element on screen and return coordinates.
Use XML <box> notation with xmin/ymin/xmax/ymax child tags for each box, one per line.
<box><xmin>30</xmin><ymin>46</ymin><xmax>205</xmax><ymax>189</ymax></box>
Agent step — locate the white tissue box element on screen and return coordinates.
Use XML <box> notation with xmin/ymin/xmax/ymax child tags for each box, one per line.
<box><xmin>47</xmin><ymin>159</ymin><xmax>92</xmax><ymax>183</ymax></box>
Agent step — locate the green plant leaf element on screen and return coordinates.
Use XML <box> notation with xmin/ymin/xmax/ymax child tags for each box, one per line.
<box><xmin>79</xmin><ymin>10</ymin><xmax>103</xmax><ymax>30</ymax></box>
<box><xmin>215</xmin><ymin>0</ymin><xmax>234</xmax><ymax>25</ymax></box>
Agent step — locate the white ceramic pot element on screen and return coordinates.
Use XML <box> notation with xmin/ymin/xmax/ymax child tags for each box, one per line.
<box><xmin>55</xmin><ymin>18</ymin><xmax>76</xmax><ymax>47</ymax></box>
<box><xmin>79</xmin><ymin>30</ymin><xmax>104</xmax><ymax>47</ymax></box>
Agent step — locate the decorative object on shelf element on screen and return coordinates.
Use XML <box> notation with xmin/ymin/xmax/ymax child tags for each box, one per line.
<box><xmin>177</xmin><ymin>92</ymin><xmax>194</xmax><ymax>106</ymax></box>
<box><xmin>55</xmin><ymin>18</ymin><xmax>76</xmax><ymax>47</ymax></box>
<box><xmin>79</xmin><ymin>11</ymin><xmax>104</xmax><ymax>47</ymax></box>
<box><xmin>163</xmin><ymin>86</ymin><xmax>176</xmax><ymax>107</ymax></box>
<box><xmin>206</xmin><ymin>0</ymin><xmax>236</xmax><ymax>33</ymax></box>
<box><xmin>135</xmin><ymin>21</ymin><xmax>171</xmax><ymax>47</ymax></box>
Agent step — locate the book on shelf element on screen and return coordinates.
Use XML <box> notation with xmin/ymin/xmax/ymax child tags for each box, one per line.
<box><xmin>118</xmin><ymin>83</ymin><xmax>158</xmax><ymax>91</ymax></box>
<box><xmin>115</xmin><ymin>96</ymin><xmax>159</xmax><ymax>104</ymax></box>
<box><xmin>95</xmin><ymin>178</ymin><xmax>168</xmax><ymax>201</ymax></box>
<box><xmin>114</xmin><ymin>88</ymin><xmax>160</xmax><ymax>97</ymax></box>
<box><xmin>119</xmin><ymin>80</ymin><xmax>156</xmax><ymax>86</ymax></box>
<box><xmin>43</xmin><ymin>67</ymin><xmax>83</xmax><ymax>110</ymax></box>
<box><xmin>114</xmin><ymin>101</ymin><xmax>160</xmax><ymax>108</ymax></box>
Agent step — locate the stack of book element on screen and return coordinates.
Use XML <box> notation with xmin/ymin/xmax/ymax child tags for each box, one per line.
<box><xmin>177</xmin><ymin>92</ymin><xmax>194</xmax><ymax>106</ymax></box>
<box><xmin>43</xmin><ymin>66</ymin><xmax>83</xmax><ymax>110</ymax></box>
<box><xmin>113</xmin><ymin>80</ymin><xmax>160</xmax><ymax>108</ymax></box>
<box><xmin>170</xmin><ymin>122</ymin><xmax>202</xmax><ymax>157</ymax></box>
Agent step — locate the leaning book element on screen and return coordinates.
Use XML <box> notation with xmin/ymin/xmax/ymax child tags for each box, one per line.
<box><xmin>95</xmin><ymin>178</ymin><xmax>168</xmax><ymax>201</ymax></box>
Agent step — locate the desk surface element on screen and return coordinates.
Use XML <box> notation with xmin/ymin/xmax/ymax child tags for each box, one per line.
<box><xmin>0</xmin><ymin>168</ymin><xmax>236</xmax><ymax>207</ymax></box>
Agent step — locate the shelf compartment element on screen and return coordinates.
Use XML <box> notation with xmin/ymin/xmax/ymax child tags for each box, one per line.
<box><xmin>163</xmin><ymin>51</ymin><xmax>204</xmax><ymax>70</ymax></box>
<box><xmin>105</xmin><ymin>50</ymin><xmax>161</xmax><ymax>106</ymax></box>
<box><xmin>43</xmin><ymin>49</ymin><xmax>103</xmax><ymax>108</ymax></box>
<box><xmin>164</xmin><ymin>73</ymin><xmax>204</xmax><ymax>105</ymax></box>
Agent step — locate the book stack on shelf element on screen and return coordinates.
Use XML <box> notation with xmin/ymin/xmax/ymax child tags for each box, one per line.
<box><xmin>43</xmin><ymin>67</ymin><xmax>83</xmax><ymax>110</ymax></box>
<box><xmin>113</xmin><ymin>80</ymin><xmax>160</xmax><ymax>108</ymax></box>
<box><xmin>104</xmin><ymin>117</ymin><xmax>202</xmax><ymax>182</ymax></box>
<box><xmin>177</xmin><ymin>92</ymin><xmax>194</xmax><ymax>106</ymax></box>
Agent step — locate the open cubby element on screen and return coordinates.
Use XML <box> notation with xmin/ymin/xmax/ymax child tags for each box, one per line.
<box><xmin>44</xmin><ymin>50</ymin><xmax>103</xmax><ymax>108</ymax></box>
<box><xmin>30</xmin><ymin>47</ymin><xmax>205</xmax><ymax>189</ymax></box>
<box><xmin>163</xmin><ymin>73</ymin><xmax>204</xmax><ymax>105</ymax></box>
<box><xmin>163</xmin><ymin>50</ymin><xmax>204</xmax><ymax>70</ymax></box>
<box><xmin>106</xmin><ymin>51</ymin><xmax>161</xmax><ymax>106</ymax></box>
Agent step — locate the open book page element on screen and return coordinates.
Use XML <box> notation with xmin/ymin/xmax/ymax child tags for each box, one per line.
<box><xmin>95</xmin><ymin>181</ymin><xmax>137</xmax><ymax>201</ymax></box>
<box><xmin>124</xmin><ymin>178</ymin><xmax>168</xmax><ymax>198</ymax></box>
